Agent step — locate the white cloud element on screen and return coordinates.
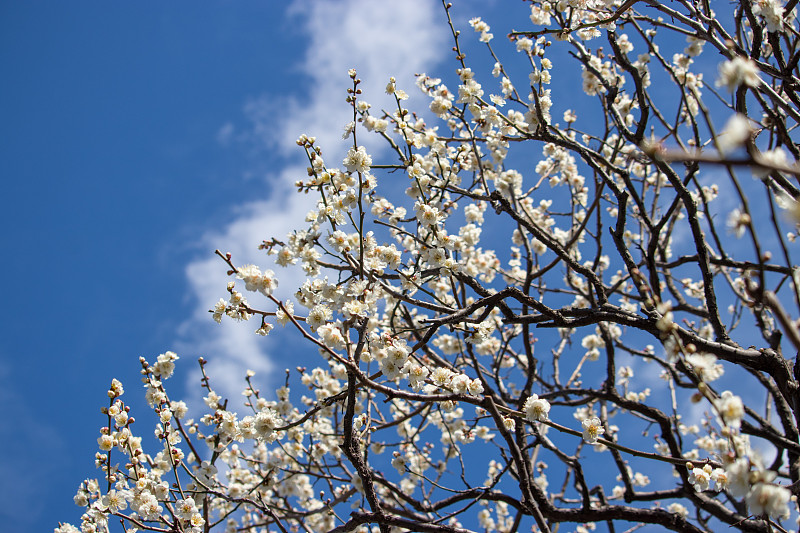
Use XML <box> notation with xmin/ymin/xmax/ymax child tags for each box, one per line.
<box><xmin>178</xmin><ymin>0</ymin><xmax>447</xmax><ymax>404</ymax></box>
<box><xmin>236</xmin><ymin>0</ymin><xmax>447</xmax><ymax>157</ymax></box>
<box><xmin>215</xmin><ymin>121</ymin><xmax>235</xmax><ymax>146</ymax></box>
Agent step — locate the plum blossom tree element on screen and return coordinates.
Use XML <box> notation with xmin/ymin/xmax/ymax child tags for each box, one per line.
<box><xmin>59</xmin><ymin>1</ymin><xmax>800</xmax><ymax>532</ymax></box>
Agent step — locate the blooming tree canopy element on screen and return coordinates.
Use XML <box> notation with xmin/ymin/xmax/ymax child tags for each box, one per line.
<box><xmin>59</xmin><ymin>1</ymin><xmax>800</xmax><ymax>532</ymax></box>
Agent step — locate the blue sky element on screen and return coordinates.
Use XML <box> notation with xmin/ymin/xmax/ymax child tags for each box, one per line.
<box><xmin>0</xmin><ymin>1</ymin><xmax>506</xmax><ymax>530</ymax></box>
<box><xmin>1</xmin><ymin>3</ymin><xmax>300</xmax><ymax>529</ymax></box>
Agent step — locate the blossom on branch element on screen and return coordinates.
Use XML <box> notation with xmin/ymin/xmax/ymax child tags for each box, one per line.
<box><xmin>59</xmin><ymin>2</ymin><xmax>800</xmax><ymax>532</ymax></box>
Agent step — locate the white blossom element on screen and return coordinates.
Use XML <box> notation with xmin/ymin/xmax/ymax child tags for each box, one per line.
<box><xmin>524</xmin><ymin>395</ymin><xmax>550</xmax><ymax>422</ymax></box>
<box><xmin>581</xmin><ymin>417</ymin><xmax>605</xmax><ymax>444</ymax></box>
<box><xmin>716</xmin><ymin>57</ymin><xmax>761</xmax><ymax>92</ymax></box>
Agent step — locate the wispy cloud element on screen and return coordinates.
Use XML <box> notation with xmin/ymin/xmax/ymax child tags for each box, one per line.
<box><xmin>0</xmin><ymin>359</ymin><xmax>62</xmax><ymax>529</ymax></box>
<box><xmin>177</xmin><ymin>0</ymin><xmax>448</xmax><ymax>404</ymax></box>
